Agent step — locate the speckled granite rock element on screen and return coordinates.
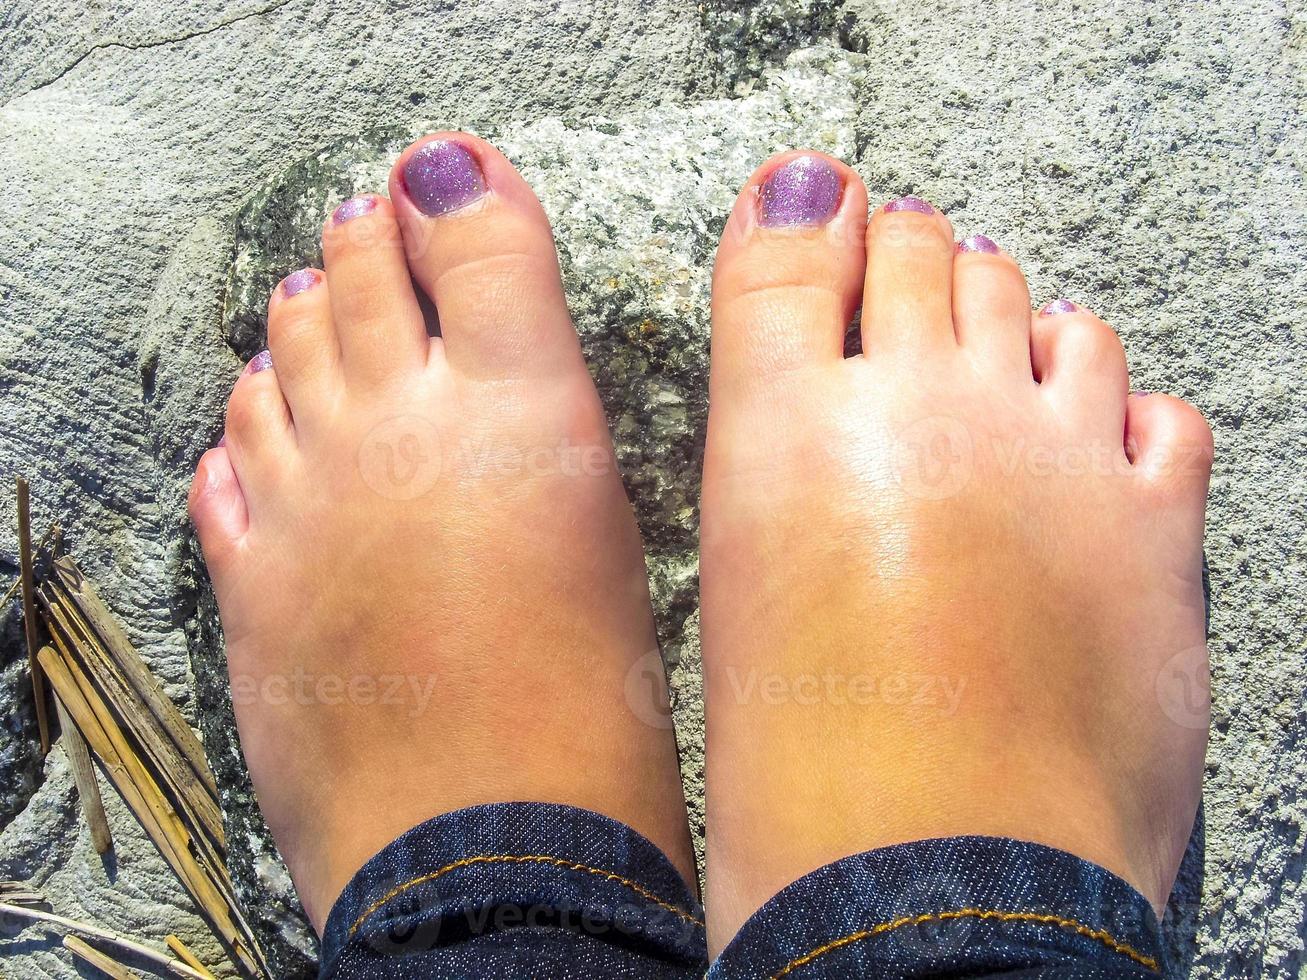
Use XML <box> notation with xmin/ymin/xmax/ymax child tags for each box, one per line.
<box><xmin>2</xmin><ymin>0</ymin><xmax>1304</xmax><ymax>977</ymax></box>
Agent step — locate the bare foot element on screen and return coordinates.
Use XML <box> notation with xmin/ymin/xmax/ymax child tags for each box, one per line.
<box><xmin>701</xmin><ymin>152</ymin><xmax>1213</xmax><ymax>951</ymax></box>
<box><xmin>189</xmin><ymin>134</ymin><xmax>694</xmax><ymax>930</ymax></box>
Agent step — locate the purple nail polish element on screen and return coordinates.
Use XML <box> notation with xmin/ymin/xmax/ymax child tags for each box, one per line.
<box><xmin>244</xmin><ymin>350</ymin><xmax>273</xmax><ymax>375</ymax></box>
<box><xmin>884</xmin><ymin>195</ymin><xmax>935</xmax><ymax>216</ymax></box>
<box><xmin>1132</xmin><ymin>390</ymin><xmax>1153</xmax><ymax>397</ymax></box>
<box><xmin>958</xmin><ymin>234</ymin><xmax>1000</xmax><ymax>254</ymax></box>
<box><xmin>1040</xmin><ymin>299</ymin><xmax>1078</xmax><ymax>316</ymax></box>
<box><xmin>216</xmin><ymin>435</ymin><xmax>227</xmax><ymax>448</ymax></box>
<box><xmin>759</xmin><ymin>156</ymin><xmax>843</xmax><ymax>227</ymax></box>
<box><xmin>332</xmin><ymin>195</ymin><xmax>377</xmax><ymax>224</ymax></box>
<box><xmin>403</xmin><ymin>140</ymin><xmax>486</xmax><ymax>216</ymax></box>
<box><xmin>282</xmin><ymin>269</ymin><xmax>318</xmax><ymax>297</ymax></box>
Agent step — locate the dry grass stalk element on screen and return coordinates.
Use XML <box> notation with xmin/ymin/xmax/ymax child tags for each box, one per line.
<box><xmin>36</xmin><ymin>641</ymin><xmax>267</xmax><ymax>978</ymax></box>
<box><xmin>51</xmin><ymin>686</ymin><xmax>113</xmax><ymax>854</ymax></box>
<box><xmin>16</xmin><ymin>477</ymin><xmax>51</xmax><ymax>754</ymax></box>
<box><xmin>64</xmin><ymin>934</ymin><xmax>143</xmax><ymax>979</ymax></box>
<box><xmin>167</xmin><ymin>935</ymin><xmax>218</xmax><ymax>979</ymax></box>
<box><xmin>0</xmin><ymin>902</ymin><xmax>209</xmax><ymax>979</ymax></box>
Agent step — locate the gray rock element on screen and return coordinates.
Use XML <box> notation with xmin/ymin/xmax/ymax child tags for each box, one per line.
<box><xmin>1</xmin><ymin>1</ymin><xmax>1303</xmax><ymax>977</ymax></box>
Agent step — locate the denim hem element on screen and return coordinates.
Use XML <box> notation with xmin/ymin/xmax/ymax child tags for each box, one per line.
<box><xmin>319</xmin><ymin>801</ymin><xmax>707</xmax><ymax>979</ymax></box>
<box><xmin>707</xmin><ymin>836</ymin><xmax>1164</xmax><ymax>979</ymax></box>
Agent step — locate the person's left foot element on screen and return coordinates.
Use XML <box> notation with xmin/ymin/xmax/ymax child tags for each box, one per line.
<box><xmin>189</xmin><ymin>134</ymin><xmax>695</xmax><ymax>930</ymax></box>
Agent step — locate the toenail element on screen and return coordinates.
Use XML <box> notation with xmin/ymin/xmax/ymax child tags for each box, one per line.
<box><xmin>332</xmin><ymin>195</ymin><xmax>378</xmax><ymax>224</ymax></box>
<box><xmin>216</xmin><ymin>435</ymin><xmax>226</xmax><ymax>448</ymax></box>
<box><xmin>282</xmin><ymin>269</ymin><xmax>319</xmax><ymax>297</ymax></box>
<box><xmin>244</xmin><ymin>350</ymin><xmax>273</xmax><ymax>375</ymax></box>
<box><xmin>759</xmin><ymin>155</ymin><xmax>842</xmax><ymax>228</ymax></box>
<box><xmin>884</xmin><ymin>195</ymin><xmax>935</xmax><ymax>216</ymax></box>
<box><xmin>1132</xmin><ymin>390</ymin><xmax>1153</xmax><ymax>397</ymax></box>
<box><xmin>1039</xmin><ymin>299</ymin><xmax>1079</xmax><ymax>316</ymax></box>
<box><xmin>957</xmin><ymin>234</ymin><xmax>1000</xmax><ymax>254</ymax></box>
<box><xmin>402</xmin><ymin>139</ymin><xmax>486</xmax><ymax>216</ymax></box>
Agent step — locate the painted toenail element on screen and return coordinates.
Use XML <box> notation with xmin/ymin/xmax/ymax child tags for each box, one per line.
<box><xmin>884</xmin><ymin>195</ymin><xmax>935</xmax><ymax>215</ymax></box>
<box><xmin>403</xmin><ymin>139</ymin><xmax>486</xmax><ymax>216</ymax></box>
<box><xmin>216</xmin><ymin>435</ymin><xmax>226</xmax><ymax>448</ymax></box>
<box><xmin>244</xmin><ymin>350</ymin><xmax>273</xmax><ymax>375</ymax></box>
<box><xmin>958</xmin><ymin>234</ymin><xmax>1000</xmax><ymax>254</ymax></box>
<box><xmin>1040</xmin><ymin>299</ymin><xmax>1079</xmax><ymax>316</ymax></box>
<box><xmin>282</xmin><ymin>269</ymin><xmax>319</xmax><ymax>297</ymax></box>
<box><xmin>759</xmin><ymin>155</ymin><xmax>842</xmax><ymax>227</ymax></box>
<box><xmin>332</xmin><ymin>195</ymin><xmax>378</xmax><ymax>224</ymax></box>
<box><xmin>1132</xmin><ymin>390</ymin><xmax>1153</xmax><ymax>397</ymax></box>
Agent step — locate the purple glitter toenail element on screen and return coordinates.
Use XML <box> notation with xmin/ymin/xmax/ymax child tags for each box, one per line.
<box><xmin>759</xmin><ymin>156</ymin><xmax>843</xmax><ymax>227</ymax></box>
<box><xmin>958</xmin><ymin>234</ymin><xmax>1000</xmax><ymax>254</ymax></box>
<box><xmin>282</xmin><ymin>269</ymin><xmax>318</xmax><ymax>297</ymax></box>
<box><xmin>332</xmin><ymin>195</ymin><xmax>377</xmax><ymax>224</ymax></box>
<box><xmin>884</xmin><ymin>195</ymin><xmax>935</xmax><ymax>215</ymax></box>
<box><xmin>245</xmin><ymin>350</ymin><xmax>273</xmax><ymax>375</ymax></box>
<box><xmin>1040</xmin><ymin>299</ymin><xmax>1079</xmax><ymax>316</ymax></box>
<box><xmin>403</xmin><ymin>140</ymin><xmax>486</xmax><ymax>216</ymax></box>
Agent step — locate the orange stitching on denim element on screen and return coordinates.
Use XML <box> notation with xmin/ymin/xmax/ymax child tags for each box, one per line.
<box><xmin>347</xmin><ymin>854</ymin><xmax>704</xmax><ymax>939</ymax></box>
<box><xmin>769</xmin><ymin>909</ymin><xmax>1160</xmax><ymax>977</ymax></box>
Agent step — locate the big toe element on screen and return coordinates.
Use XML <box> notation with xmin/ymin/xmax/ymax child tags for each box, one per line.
<box><xmin>389</xmin><ymin>133</ymin><xmax>586</xmax><ymax>381</ymax></box>
<box><xmin>710</xmin><ymin>151</ymin><xmax>868</xmax><ymax>401</ymax></box>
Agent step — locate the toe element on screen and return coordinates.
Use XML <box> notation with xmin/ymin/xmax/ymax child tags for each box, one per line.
<box><xmin>189</xmin><ymin>445</ymin><xmax>249</xmax><ymax>565</ymax></box>
<box><xmin>860</xmin><ymin>195</ymin><xmax>956</xmax><ymax>356</ymax></box>
<box><xmin>266</xmin><ymin>268</ymin><xmax>339</xmax><ymax>411</ymax></box>
<box><xmin>1031</xmin><ymin>302</ymin><xmax>1129</xmax><ymax>438</ymax></box>
<box><xmin>321</xmin><ymin>194</ymin><xmax>428</xmax><ymax>383</ymax></box>
<box><xmin>711</xmin><ymin>151</ymin><xmax>867</xmax><ymax>394</ymax></box>
<box><xmin>952</xmin><ymin>234</ymin><xmax>1034</xmax><ymax>376</ymax></box>
<box><xmin>389</xmin><ymin>133</ymin><xmax>584</xmax><ymax>380</ymax></box>
<box><xmin>223</xmin><ymin>356</ymin><xmax>295</xmax><ymax>500</ymax></box>
<box><xmin>1126</xmin><ymin>392</ymin><xmax>1214</xmax><ymax>499</ymax></box>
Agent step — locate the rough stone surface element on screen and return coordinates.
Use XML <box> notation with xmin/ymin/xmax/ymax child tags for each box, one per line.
<box><xmin>1</xmin><ymin>1</ymin><xmax>1304</xmax><ymax>977</ymax></box>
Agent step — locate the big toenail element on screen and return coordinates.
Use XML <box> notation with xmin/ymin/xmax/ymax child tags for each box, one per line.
<box><xmin>282</xmin><ymin>269</ymin><xmax>319</xmax><ymax>297</ymax></box>
<box><xmin>957</xmin><ymin>234</ymin><xmax>1000</xmax><ymax>254</ymax></box>
<box><xmin>244</xmin><ymin>350</ymin><xmax>273</xmax><ymax>375</ymax></box>
<box><xmin>1040</xmin><ymin>299</ymin><xmax>1079</xmax><ymax>316</ymax></box>
<box><xmin>884</xmin><ymin>195</ymin><xmax>935</xmax><ymax>215</ymax></box>
<box><xmin>332</xmin><ymin>195</ymin><xmax>378</xmax><ymax>224</ymax></box>
<box><xmin>759</xmin><ymin>155</ymin><xmax>842</xmax><ymax>227</ymax></box>
<box><xmin>403</xmin><ymin>139</ymin><xmax>486</xmax><ymax>216</ymax></box>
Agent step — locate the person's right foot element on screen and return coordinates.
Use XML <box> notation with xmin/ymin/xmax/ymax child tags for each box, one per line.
<box><xmin>700</xmin><ymin>152</ymin><xmax>1213</xmax><ymax>951</ymax></box>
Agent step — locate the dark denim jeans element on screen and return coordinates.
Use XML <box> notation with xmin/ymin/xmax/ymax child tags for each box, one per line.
<box><xmin>320</xmin><ymin>803</ymin><xmax>1163</xmax><ymax>978</ymax></box>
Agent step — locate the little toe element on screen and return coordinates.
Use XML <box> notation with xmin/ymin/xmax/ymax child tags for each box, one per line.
<box><xmin>265</xmin><ymin>268</ymin><xmax>339</xmax><ymax>412</ymax></box>
<box><xmin>188</xmin><ymin>445</ymin><xmax>249</xmax><ymax>567</ymax></box>
<box><xmin>952</xmin><ymin>233</ymin><xmax>1034</xmax><ymax>376</ymax></box>
<box><xmin>1126</xmin><ymin>392</ymin><xmax>1214</xmax><ymax>508</ymax></box>
<box><xmin>711</xmin><ymin>151</ymin><xmax>867</xmax><ymax>395</ymax></box>
<box><xmin>320</xmin><ymin>194</ymin><xmax>428</xmax><ymax>383</ymax></box>
<box><xmin>1031</xmin><ymin>301</ymin><xmax>1130</xmax><ymax>439</ymax></box>
<box><xmin>860</xmin><ymin>195</ymin><xmax>956</xmax><ymax>356</ymax></box>
<box><xmin>390</xmin><ymin>133</ymin><xmax>585</xmax><ymax>380</ymax></box>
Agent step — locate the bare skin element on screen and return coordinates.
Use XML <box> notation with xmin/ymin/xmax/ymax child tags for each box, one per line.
<box><xmin>701</xmin><ymin>152</ymin><xmax>1212</xmax><ymax>952</ymax></box>
<box><xmin>189</xmin><ymin>133</ymin><xmax>695</xmax><ymax>931</ymax></box>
